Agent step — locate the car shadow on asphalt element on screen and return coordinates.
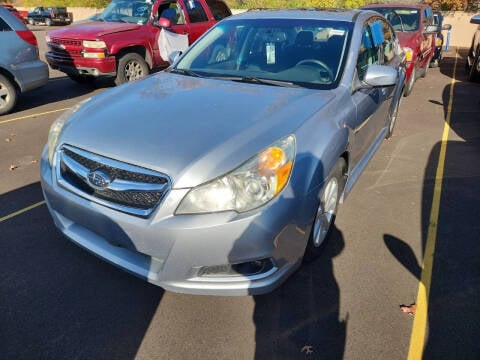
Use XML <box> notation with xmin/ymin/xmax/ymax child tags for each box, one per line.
<box><xmin>252</xmin><ymin>226</ymin><xmax>347</xmax><ymax>359</ymax></box>
<box><xmin>384</xmin><ymin>48</ymin><xmax>480</xmax><ymax>358</ymax></box>
<box><xmin>0</xmin><ymin>182</ymin><xmax>164</xmax><ymax>358</ymax></box>
<box><xmin>13</xmin><ymin>76</ymin><xmax>114</xmax><ymax>113</ymax></box>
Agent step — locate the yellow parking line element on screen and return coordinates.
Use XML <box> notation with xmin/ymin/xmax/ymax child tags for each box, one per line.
<box><xmin>407</xmin><ymin>48</ymin><xmax>458</xmax><ymax>359</ymax></box>
<box><xmin>0</xmin><ymin>108</ymin><xmax>69</xmax><ymax>125</ymax></box>
<box><xmin>0</xmin><ymin>201</ymin><xmax>46</xmax><ymax>223</ymax></box>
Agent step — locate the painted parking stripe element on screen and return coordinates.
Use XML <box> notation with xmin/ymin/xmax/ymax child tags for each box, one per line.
<box><xmin>0</xmin><ymin>201</ymin><xmax>45</xmax><ymax>223</ymax></box>
<box><xmin>407</xmin><ymin>48</ymin><xmax>458</xmax><ymax>360</ymax></box>
<box><xmin>0</xmin><ymin>108</ymin><xmax>69</xmax><ymax>125</ymax></box>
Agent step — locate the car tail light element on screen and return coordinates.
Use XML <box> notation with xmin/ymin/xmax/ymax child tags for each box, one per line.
<box><xmin>16</xmin><ymin>30</ymin><xmax>38</xmax><ymax>46</ymax></box>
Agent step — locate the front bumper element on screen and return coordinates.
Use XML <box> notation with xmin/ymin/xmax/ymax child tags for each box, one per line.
<box><xmin>45</xmin><ymin>51</ymin><xmax>116</xmax><ymax>77</ymax></box>
<box><xmin>13</xmin><ymin>59</ymin><xmax>49</xmax><ymax>93</ymax></box>
<box><xmin>40</xmin><ymin>147</ymin><xmax>308</xmax><ymax>296</ymax></box>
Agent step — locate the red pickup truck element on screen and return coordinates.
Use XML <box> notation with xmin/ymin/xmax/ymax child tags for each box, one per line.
<box><xmin>45</xmin><ymin>0</ymin><xmax>231</xmax><ymax>85</ymax></box>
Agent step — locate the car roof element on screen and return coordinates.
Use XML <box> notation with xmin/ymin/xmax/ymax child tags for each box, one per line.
<box><xmin>228</xmin><ymin>8</ymin><xmax>363</xmax><ymax>23</ymax></box>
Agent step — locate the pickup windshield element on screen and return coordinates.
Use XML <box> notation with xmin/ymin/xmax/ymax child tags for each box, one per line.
<box><xmin>100</xmin><ymin>0</ymin><xmax>152</xmax><ymax>24</ymax></box>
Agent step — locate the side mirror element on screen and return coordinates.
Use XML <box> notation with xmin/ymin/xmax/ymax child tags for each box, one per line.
<box><xmin>157</xmin><ymin>17</ymin><xmax>171</xmax><ymax>28</ymax></box>
<box><xmin>423</xmin><ymin>25</ymin><xmax>438</xmax><ymax>34</ymax></box>
<box><xmin>363</xmin><ymin>64</ymin><xmax>398</xmax><ymax>88</ymax></box>
<box><xmin>442</xmin><ymin>24</ymin><xmax>452</xmax><ymax>31</ymax></box>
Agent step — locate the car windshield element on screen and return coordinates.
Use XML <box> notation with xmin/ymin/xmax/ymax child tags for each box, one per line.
<box><xmin>100</xmin><ymin>0</ymin><xmax>152</xmax><ymax>24</ymax></box>
<box><xmin>369</xmin><ymin>7</ymin><xmax>420</xmax><ymax>32</ymax></box>
<box><xmin>173</xmin><ymin>18</ymin><xmax>352</xmax><ymax>89</ymax></box>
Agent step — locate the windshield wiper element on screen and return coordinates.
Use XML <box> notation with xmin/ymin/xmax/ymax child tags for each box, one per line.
<box><xmin>167</xmin><ymin>68</ymin><xmax>200</xmax><ymax>77</ymax></box>
<box><xmin>211</xmin><ymin>75</ymin><xmax>299</xmax><ymax>88</ymax></box>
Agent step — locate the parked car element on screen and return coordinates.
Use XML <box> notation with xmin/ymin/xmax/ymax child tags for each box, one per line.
<box><xmin>41</xmin><ymin>8</ymin><xmax>405</xmax><ymax>295</ymax></box>
<box><xmin>1</xmin><ymin>4</ymin><xmax>26</xmax><ymax>23</ymax></box>
<box><xmin>431</xmin><ymin>11</ymin><xmax>452</xmax><ymax>67</ymax></box>
<box><xmin>467</xmin><ymin>14</ymin><xmax>480</xmax><ymax>81</ymax></box>
<box><xmin>362</xmin><ymin>3</ymin><xmax>437</xmax><ymax>96</ymax></box>
<box><xmin>0</xmin><ymin>6</ymin><xmax>49</xmax><ymax>115</ymax></box>
<box><xmin>25</xmin><ymin>6</ymin><xmax>73</xmax><ymax>26</ymax></box>
<box><xmin>45</xmin><ymin>0</ymin><xmax>232</xmax><ymax>85</ymax></box>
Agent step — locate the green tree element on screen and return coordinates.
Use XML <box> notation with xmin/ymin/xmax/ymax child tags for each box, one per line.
<box><xmin>425</xmin><ymin>0</ymin><xmax>468</xmax><ymax>11</ymax></box>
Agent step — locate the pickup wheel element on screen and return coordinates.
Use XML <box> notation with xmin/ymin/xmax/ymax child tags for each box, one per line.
<box><xmin>0</xmin><ymin>74</ymin><xmax>18</xmax><ymax>116</ymax></box>
<box><xmin>115</xmin><ymin>53</ymin><xmax>149</xmax><ymax>85</ymax></box>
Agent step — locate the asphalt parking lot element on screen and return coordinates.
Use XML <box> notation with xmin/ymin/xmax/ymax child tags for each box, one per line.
<box><xmin>1</xmin><ymin>27</ymin><xmax>480</xmax><ymax>358</ymax></box>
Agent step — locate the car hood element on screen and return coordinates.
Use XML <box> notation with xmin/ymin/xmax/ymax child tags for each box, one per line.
<box><xmin>397</xmin><ymin>31</ymin><xmax>420</xmax><ymax>49</ymax></box>
<box><xmin>48</xmin><ymin>21</ymin><xmax>141</xmax><ymax>39</ymax></box>
<box><xmin>60</xmin><ymin>73</ymin><xmax>335</xmax><ymax>188</ymax></box>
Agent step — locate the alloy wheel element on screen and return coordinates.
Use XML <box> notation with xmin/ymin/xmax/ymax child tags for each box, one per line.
<box><xmin>312</xmin><ymin>177</ymin><xmax>339</xmax><ymax>247</ymax></box>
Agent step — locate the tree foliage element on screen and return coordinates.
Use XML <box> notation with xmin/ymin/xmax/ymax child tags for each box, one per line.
<box><xmin>424</xmin><ymin>0</ymin><xmax>468</xmax><ymax>11</ymax></box>
<box><xmin>13</xmin><ymin>0</ymin><xmax>110</xmax><ymax>8</ymax></box>
<box><xmin>227</xmin><ymin>0</ymin><xmax>371</xmax><ymax>8</ymax></box>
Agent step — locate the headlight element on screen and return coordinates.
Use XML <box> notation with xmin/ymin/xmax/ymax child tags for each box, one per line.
<box><xmin>82</xmin><ymin>40</ymin><xmax>106</xmax><ymax>49</ymax></box>
<box><xmin>403</xmin><ymin>47</ymin><xmax>414</xmax><ymax>62</ymax></box>
<box><xmin>47</xmin><ymin>98</ymin><xmax>90</xmax><ymax>166</ymax></box>
<box><xmin>176</xmin><ymin>135</ymin><xmax>296</xmax><ymax>214</ymax></box>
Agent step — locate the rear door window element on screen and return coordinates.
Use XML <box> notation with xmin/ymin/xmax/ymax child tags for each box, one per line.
<box><xmin>206</xmin><ymin>0</ymin><xmax>231</xmax><ymax>21</ymax></box>
<box><xmin>185</xmin><ymin>0</ymin><xmax>208</xmax><ymax>23</ymax></box>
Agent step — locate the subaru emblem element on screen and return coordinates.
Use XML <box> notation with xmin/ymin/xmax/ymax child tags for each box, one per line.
<box><xmin>87</xmin><ymin>169</ymin><xmax>111</xmax><ymax>190</ymax></box>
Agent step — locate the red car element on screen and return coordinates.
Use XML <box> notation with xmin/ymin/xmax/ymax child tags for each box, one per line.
<box><xmin>362</xmin><ymin>3</ymin><xmax>438</xmax><ymax>96</ymax></box>
<box><xmin>45</xmin><ymin>0</ymin><xmax>231</xmax><ymax>85</ymax></box>
<box><xmin>1</xmin><ymin>4</ymin><xmax>26</xmax><ymax>23</ymax></box>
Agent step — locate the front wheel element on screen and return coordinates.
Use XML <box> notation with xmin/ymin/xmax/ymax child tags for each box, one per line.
<box><xmin>303</xmin><ymin>158</ymin><xmax>346</xmax><ymax>262</ymax></box>
<box><xmin>403</xmin><ymin>71</ymin><xmax>415</xmax><ymax>97</ymax></box>
<box><xmin>45</xmin><ymin>18</ymin><xmax>52</xmax><ymax>26</ymax></box>
<box><xmin>28</xmin><ymin>18</ymin><xmax>35</xmax><ymax>25</ymax></box>
<box><xmin>0</xmin><ymin>74</ymin><xmax>18</xmax><ymax>115</ymax></box>
<box><xmin>115</xmin><ymin>53</ymin><xmax>149</xmax><ymax>85</ymax></box>
<box><xmin>421</xmin><ymin>58</ymin><xmax>430</xmax><ymax>78</ymax></box>
<box><xmin>468</xmin><ymin>46</ymin><xmax>480</xmax><ymax>82</ymax></box>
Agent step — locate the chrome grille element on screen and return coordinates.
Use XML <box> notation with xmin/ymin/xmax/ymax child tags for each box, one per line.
<box><xmin>56</xmin><ymin>144</ymin><xmax>171</xmax><ymax>217</ymax></box>
<box><xmin>51</xmin><ymin>37</ymin><xmax>82</xmax><ymax>46</ymax></box>
<box><xmin>48</xmin><ymin>38</ymin><xmax>83</xmax><ymax>58</ymax></box>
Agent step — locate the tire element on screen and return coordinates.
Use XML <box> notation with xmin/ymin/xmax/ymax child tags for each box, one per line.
<box><xmin>421</xmin><ymin>58</ymin><xmax>430</xmax><ymax>78</ymax></box>
<box><xmin>0</xmin><ymin>74</ymin><xmax>18</xmax><ymax>116</ymax></box>
<box><xmin>28</xmin><ymin>18</ymin><xmax>35</xmax><ymax>25</ymax></box>
<box><xmin>303</xmin><ymin>158</ymin><xmax>347</xmax><ymax>262</ymax></box>
<box><xmin>386</xmin><ymin>94</ymin><xmax>401</xmax><ymax>139</ymax></box>
<box><xmin>115</xmin><ymin>53</ymin><xmax>149</xmax><ymax>86</ymax></box>
<box><xmin>403</xmin><ymin>70</ymin><xmax>415</xmax><ymax>97</ymax></box>
<box><xmin>45</xmin><ymin>18</ymin><xmax>52</xmax><ymax>26</ymax></box>
<box><xmin>468</xmin><ymin>47</ymin><xmax>480</xmax><ymax>82</ymax></box>
<box><xmin>67</xmin><ymin>74</ymin><xmax>96</xmax><ymax>84</ymax></box>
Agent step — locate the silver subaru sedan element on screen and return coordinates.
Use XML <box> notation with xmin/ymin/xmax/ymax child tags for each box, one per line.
<box><xmin>40</xmin><ymin>8</ymin><xmax>405</xmax><ymax>295</ymax></box>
